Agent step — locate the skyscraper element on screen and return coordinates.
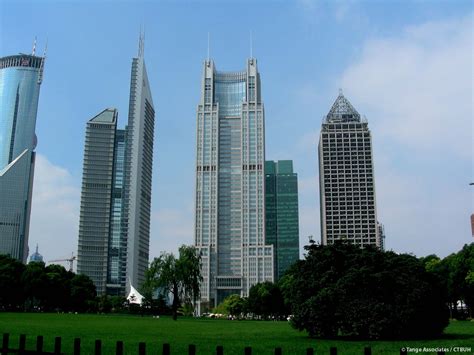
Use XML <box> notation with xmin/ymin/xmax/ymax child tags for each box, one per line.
<box><xmin>194</xmin><ymin>58</ymin><xmax>273</xmax><ymax>309</ymax></box>
<box><xmin>0</xmin><ymin>52</ymin><xmax>45</xmax><ymax>262</ymax></box>
<box><xmin>124</xmin><ymin>37</ymin><xmax>155</xmax><ymax>291</ymax></box>
<box><xmin>77</xmin><ymin>39</ymin><xmax>155</xmax><ymax>295</ymax></box>
<box><xmin>265</xmin><ymin>160</ymin><xmax>299</xmax><ymax>280</ymax></box>
<box><xmin>318</xmin><ymin>91</ymin><xmax>382</xmax><ymax>248</ymax></box>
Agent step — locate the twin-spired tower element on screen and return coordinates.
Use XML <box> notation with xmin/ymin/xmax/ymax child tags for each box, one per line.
<box><xmin>194</xmin><ymin>58</ymin><xmax>274</xmax><ymax>309</ymax></box>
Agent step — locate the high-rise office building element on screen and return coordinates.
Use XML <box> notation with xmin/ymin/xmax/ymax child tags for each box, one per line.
<box><xmin>0</xmin><ymin>52</ymin><xmax>45</xmax><ymax>262</ymax></box>
<box><xmin>265</xmin><ymin>160</ymin><xmax>299</xmax><ymax>280</ymax></box>
<box><xmin>77</xmin><ymin>39</ymin><xmax>155</xmax><ymax>295</ymax></box>
<box><xmin>318</xmin><ymin>91</ymin><xmax>382</xmax><ymax>248</ymax></box>
<box><xmin>194</xmin><ymin>58</ymin><xmax>273</xmax><ymax>309</ymax></box>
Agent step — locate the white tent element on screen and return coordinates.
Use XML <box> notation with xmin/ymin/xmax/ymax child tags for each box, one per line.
<box><xmin>127</xmin><ymin>284</ymin><xmax>144</xmax><ymax>305</ymax></box>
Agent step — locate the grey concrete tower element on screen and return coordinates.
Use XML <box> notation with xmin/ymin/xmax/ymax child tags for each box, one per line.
<box><xmin>318</xmin><ymin>91</ymin><xmax>381</xmax><ymax>247</ymax></box>
<box><xmin>194</xmin><ymin>58</ymin><xmax>274</xmax><ymax>310</ymax></box>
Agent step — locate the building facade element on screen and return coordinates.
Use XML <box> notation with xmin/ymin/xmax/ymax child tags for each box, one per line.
<box><xmin>77</xmin><ymin>41</ymin><xmax>155</xmax><ymax>296</ymax></box>
<box><xmin>265</xmin><ymin>160</ymin><xmax>299</xmax><ymax>280</ymax></box>
<box><xmin>194</xmin><ymin>58</ymin><xmax>273</xmax><ymax>309</ymax></box>
<box><xmin>0</xmin><ymin>53</ymin><xmax>45</xmax><ymax>262</ymax></box>
<box><xmin>318</xmin><ymin>91</ymin><xmax>382</xmax><ymax>248</ymax></box>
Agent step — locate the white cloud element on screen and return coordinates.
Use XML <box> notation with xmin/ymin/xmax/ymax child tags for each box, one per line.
<box><xmin>338</xmin><ymin>13</ymin><xmax>473</xmax><ymax>257</ymax></box>
<box><xmin>340</xmin><ymin>13</ymin><xmax>473</xmax><ymax>159</ymax></box>
<box><xmin>29</xmin><ymin>154</ymin><xmax>80</xmax><ymax>263</ymax></box>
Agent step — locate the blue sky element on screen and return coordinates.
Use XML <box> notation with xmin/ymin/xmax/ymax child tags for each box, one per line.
<box><xmin>1</xmin><ymin>0</ymin><xmax>472</xmax><ymax>265</ymax></box>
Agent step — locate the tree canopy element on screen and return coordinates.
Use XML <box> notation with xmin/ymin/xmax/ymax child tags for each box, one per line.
<box><xmin>144</xmin><ymin>245</ymin><xmax>202</xmax><ymax>320</ymax></box>
<box><xmin>0</xmin><ymin>255</ymin><xmax>96</xmax><ymax>312</ymax></box>
<box><xmin>282</xmin><ymin>242</ymin><xmax>450</xmax><ymax>339</ymax></box>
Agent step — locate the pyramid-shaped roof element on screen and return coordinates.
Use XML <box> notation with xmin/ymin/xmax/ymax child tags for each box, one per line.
<box><xmin>89</xmin><ymin>108</ymin><xmax>117</xmax><ymax>124</ymax></box>
<box><xmin>326</xmin><ymin>90</ymin><xmax>360</xmax><ymax>122</ymax></box>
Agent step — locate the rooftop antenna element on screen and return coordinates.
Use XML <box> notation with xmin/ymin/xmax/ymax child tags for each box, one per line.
<box><xmin>138</xmin><ymin>26</ymin><xmax>144</xmax><ymax>58</ymax></box>
<box><xmin>207</xmin><ymin>32</ymin><xmax>210</xmax><ymax>61</ymax></box>
<box><xmin>38</xmin><ymin>39</ymin><xmax>47</xmax><ymax>84</ymax></box>
<box><xmin>250</xmin><ymin>30</ymin><xmax>253</xmax><ymax>58</ymax></box>
<box><xmin>32</xmin><ymin>36</ymin><xmax>37</xmax><ymax>56</ymax></box>
<box><xmin>339</xmin><ymin>88</ymin><xmax>343</xmax><ymax>96</ymax></box>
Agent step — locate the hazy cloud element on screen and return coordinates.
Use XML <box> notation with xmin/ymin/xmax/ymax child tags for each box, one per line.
<box><xmin>29</xmin><ymin>154</ymin><xmax>80</xmax><ymax>263</ymax></box>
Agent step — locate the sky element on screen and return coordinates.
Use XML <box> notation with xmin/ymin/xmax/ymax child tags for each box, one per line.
<box><xmin>1</xmin><ymin>0</ymin><xmax>472</xmax><ymax>267</ymax></box>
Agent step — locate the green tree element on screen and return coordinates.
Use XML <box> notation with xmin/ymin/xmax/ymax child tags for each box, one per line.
<box><xmin>22</xmin><ymin>261</ymin><xmax>48</xmax><ymax>311</ymax></box>
<box><xmin>145</xmin><ymin>245</ymin><xmax>202</xmax><ymax>320</ymax></box>
<box><xmin>213</xmin><ymin>294</ymin><xmax>247</xmax><ymax>318</ymax></box>
<box><xmin>44</xmin><ymin>264</ymin><xmax>74</xmax><ymax>311</ymax></box>
<box><xmin>70</xmin><ymin>274</ymin><xmax>97</xmax><ymax>312</ymax></box>
<box><xmin>0</xmin><ymin>255</ymin><xmax>25</xmax><ymax>310</ymax></box>
<box><xmin>247</xmin><ymin>282</ymin><xmax>287</xmax><ymax>319</ymax></box>
<box><xmin>283</xmin><ymin>242</ymin><xmax>449</xmax><ymax>339</ymax></box>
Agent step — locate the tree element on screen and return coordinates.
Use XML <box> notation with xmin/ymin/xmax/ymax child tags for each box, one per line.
<box><xmin>22</xmin><ymin>261</ymin><xmax>48</xmax><ymax>311</ymax></box>
<box><xmin>145</xmin><ymin>245</ymin><xmax>202</xmax><ymax>320</ymax></box>
<box><xmin>247</xmin><ymin>282</ymin><xmax>287</xmax><ymax>319</ymax></box>
<box><xmin>44</xmin><ymin>264</ymin><xmax>74</xmax><ymax>311</ymax></box>
<box><xmin>283</xmin><ymin>242</ymin><xmax>449</xmax><ymax>339</ymax></box>
<box><xmin>70</xmin><ymin>274</ymin><xmax>97</xmax><ymax>312</ymax></box>
<box><xmin>213</xmin><ymin>294</ymin><xmax>247</xmax><ymax>318</ymax></box>
<box><xmin>0</xmin><ymin>255</ymin><xmax>25</xmax><ymax>310</ymax></box>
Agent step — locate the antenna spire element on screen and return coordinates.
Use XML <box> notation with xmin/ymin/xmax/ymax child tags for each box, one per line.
<box><xmin>32</xmin><ymin>36</ymin><xmax>37</xmax><ymax>56</ymax></box>
<box><xmin>207</xmin><ymin>32</ymin><xmax>210</xmax><ymax>61</ymax></box>
<box><xmin>38</xmin><ymin>39</ymin><xmax>47</xmax><ymax>84</ymax></box>
<box><xmin>339</xmin><ymin>88</ymin><xmax>343</xmax><ymax>96</ymax></box>
<box><xmin>138</xmin><ymin>27</ymin><xmax>145</xmax><ymax>58</ymax></box>
<box><xmin>250</xmin><ymin>30</ymin><xmax>253</xmax><ymax>58</ymax></box>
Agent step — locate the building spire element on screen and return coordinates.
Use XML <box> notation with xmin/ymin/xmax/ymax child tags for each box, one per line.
<box><xmin>32</xmin><ymin>36</ymin><xmax>37</xmax><ymax>56</ymax></box>
<box><xmin>207</xmin><ymin>32</ymin><xmax>210</xmax><ymax>61</ymax></box>
<box><xmin>138</xmin><ymin>27</ymin><xmax>145</xmax><ymax>58</ymax></box>
<box><xmin>250</xmin><ymin>30</ymin><xmax>253</xmax><ymax>58</ymax></box>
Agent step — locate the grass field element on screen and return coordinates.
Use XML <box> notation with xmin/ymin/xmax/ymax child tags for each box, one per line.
<box><xmin>0</xmin><ymin>313</ymin><xmax>473</xmax><ymax>355</ymax></box>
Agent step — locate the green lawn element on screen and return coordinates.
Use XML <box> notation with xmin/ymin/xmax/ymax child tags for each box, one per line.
<box><xmin>0</xmin><ymin>313</ymin><xmax>473</xmax><ymax>354</ymax></box>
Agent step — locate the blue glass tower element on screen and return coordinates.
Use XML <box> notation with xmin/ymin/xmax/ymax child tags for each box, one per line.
<box><xmin>0</xmin><ymin>53</ymin><xmax>45</xmax><ymax>262</ymax></box>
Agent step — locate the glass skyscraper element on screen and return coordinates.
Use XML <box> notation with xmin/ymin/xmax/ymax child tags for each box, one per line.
<box><xmin>0</xmin><ymin>53</ymin><xmax>45</xmax><ymax>262</ymax></box>
<box><xmin>318</xmin><ymin>91</ymin><xmax>382</xmax><ymax>248</ymax></box>
<box><xmin>194</xmin><ymin>58</ymin><xmax>274</xmax><ymax>309</ymax></box>
<box><xmin>265</xmin><ymin>160</ymin><xmax>299</xmax><ymax>280</ymax></box>
<box><xmin>77</xmin><ymin>40</ymin><xmax>155</xmax><ymax>295</ymax></box>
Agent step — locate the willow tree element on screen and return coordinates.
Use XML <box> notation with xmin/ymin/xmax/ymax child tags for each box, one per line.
<box><xmin>145</xmin><ymin>245</ymin><xmax>202</xmax><ymax>320</ymax></box>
